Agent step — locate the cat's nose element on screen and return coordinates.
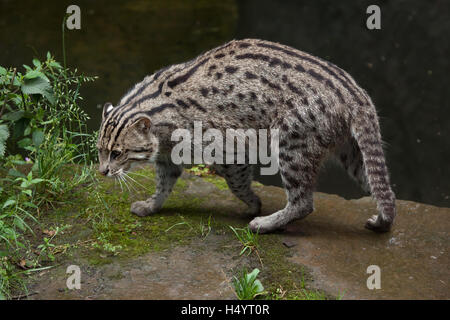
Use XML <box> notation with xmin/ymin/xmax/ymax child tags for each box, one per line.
<box><xmin>100</xmin><ymin>168</ymin><xmax>109</xmax><ymax>176</ymax></box>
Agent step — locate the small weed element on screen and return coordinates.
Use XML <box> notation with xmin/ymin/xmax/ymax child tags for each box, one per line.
<box><xmin>198</xmin><ymin>215</ymin><xmax>212</xmax><ymax>239</ymax></box>
<box><xmin>92</xmin><ymin>232</ymin><xmax>123</xmax><ymax>255</ymax></box>
<box><xmin>229</xmin><ymin>225</ymin><xmax>261</xmax><ymax>257</ymax></box>
<box><xmin>165</xmin><ymin>215</ymin><xmax>213</xmax><ymax>240</ymax></box>
<box><xmin>230</xmin><ymin>225</ymin><xmax>264</xmax><ymax>267</ymax></box>
<box><xmin>233</xmin><ymin>268</ymin><xmax>265</xmax><ymax>300</ymax></box>
<box><xmin>298</xmin><ymin>289</ymin><xmax>327</xmax><ymax>300</ymax></box>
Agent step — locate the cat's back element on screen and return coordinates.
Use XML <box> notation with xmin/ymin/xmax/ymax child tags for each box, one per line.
<box><xmin>115</xmin><ymin>39</ymin><xmax>371</xmax><ymax>130</ymax></box>
<box><xmin>166</xmin><ymin>38</ymin><xmax>369</xmax><ymax>111</ymax></box>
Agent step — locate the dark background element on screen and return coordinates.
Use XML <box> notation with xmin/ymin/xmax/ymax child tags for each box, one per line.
<box><xmin>0</xmin><ymin>0</ymin><xmax>449</xmax><ymax>206</ymax></box>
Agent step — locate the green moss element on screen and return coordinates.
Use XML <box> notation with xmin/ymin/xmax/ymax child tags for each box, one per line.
<box><xmin>223</xmin><ymin>227</ymin><xmax>330</xmax><ymax>300</ymax></box>
<box><xmin>29</xmin><ymin>165</ymin><xmax>331</xmax><ymax>299</ymax></box>
<box><xmin>252</xmin><ymin>181</ymin><xmax>264</xmax><ymax>188</ymax></box>
<box><xmin>201</xmin><ymin>175</ymin><xmax>229</xmax><ymax>191</ymax></box>
<box><xmin>77</xmin><ymin>166</ymin><xmax>235</xmax><ymax>266</ymax></box>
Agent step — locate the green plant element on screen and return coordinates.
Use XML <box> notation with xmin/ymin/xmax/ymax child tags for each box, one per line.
<box><xmin>198</xmin><ymin>215</ymin><xmax>212</xmax><ymax>239</ymax></box>
<box><xmin>0</xmin><ymin>257</ymin><xmax>25</xmax><ymax>300</ymax></box>
<box><xmin>92</xmin><ymin>232</ymin><xmax>123</xmax><ymax>255</ymax></box>
<box><xmin>0</xmin><ymin>124</ymin><xmax>9</xmax><ymax>157</ymax></box>
<box><xmin>298</xmin><ymin>289</ymin><xmax>327</xmax><ymax>300</ymax></box>
<box><xmin>229</xmin><ymin>226</ymin><xmax>259</xmax><ymax>256</ymax></box>
<box><xmin>165</xmin><ymin>215</ymin><xmax>213</xmax><ymax>240</ymax></box>
<box><xmin>233</xmin><ymin>268</ymin><xmax>265</xmax><ymax>300</ymax></box>
<box><xmin>0</xmin><ymin>52</ymin><xmax>97</xmax><ymax>298</ymax></box>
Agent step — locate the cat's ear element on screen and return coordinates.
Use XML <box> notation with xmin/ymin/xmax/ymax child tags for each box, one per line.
<box><xmin>102</xmin><ymin>102</ymin><xmax>114</xmax><ymax>121</ymax></box>
<box><xmin>132</xmin><ymin>116</ymin><xmax>151</xmax><ymax>135</ymax></box>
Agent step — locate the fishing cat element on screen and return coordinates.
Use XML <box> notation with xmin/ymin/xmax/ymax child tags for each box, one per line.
<box><xmin>97</xmin><ymin>39</ymin><xmax>396</xmax><ymax>233</ymax></box>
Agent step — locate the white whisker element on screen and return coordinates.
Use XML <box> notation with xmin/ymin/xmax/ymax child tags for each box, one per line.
<box><xmin>120</xmin><ymin>175</ymin><xmax>131</xmax><ymax>193</ymax></box>
<box><xmin>127</xmin><ymin>171</ymin><xmax>152</xmax><ymax>179</ymax></box>
<box><xmin>116</xmin><ymin>175</ymin><xmax>124</xmax><ymax>192</ymax></box>
<box><xmin>124</xmin><ymin>171</ymin><xmax>151</xmax><ymax>191</ymax></box>
<box><xmin>122</xmin><ymin>173</ymin><xmax>140</xmax><ymax>193</ymax></box>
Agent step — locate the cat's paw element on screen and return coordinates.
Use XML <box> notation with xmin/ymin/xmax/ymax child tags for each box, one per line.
<box><xmin>249</xmin><ymin>215</ymin><xmax>283</xmax><ymax>234</ymax></box>
<box><xmin>248</xmin><ymin>216</ymin><xmax>268</xmax><ymax>233</ymax></box>
<box><xmin>365</xmin><ymin>214</ymin><xmax>392</xmax><ymax>233</ymax></box>
<box><xmin>130</xmin><ymin>200</ymin><xmax>160</xmax><ymax>217</ymax></box>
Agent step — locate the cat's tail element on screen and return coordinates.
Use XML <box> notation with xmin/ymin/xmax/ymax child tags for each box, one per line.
<box><xmin>350</xmin><ymin>109</ymin><xmax>396</xmax><ymax>232</ymax></box>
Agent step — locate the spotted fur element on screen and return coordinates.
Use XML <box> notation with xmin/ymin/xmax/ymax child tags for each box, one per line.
<box><xmin>97</xmin><ymin>39</ymin><xmax>396</xmax><ymax>233</ymax></box>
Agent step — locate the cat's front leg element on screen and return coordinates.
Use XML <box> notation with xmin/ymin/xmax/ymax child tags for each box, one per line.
<box><xmin>131</xmin><ymin>160</ymin><xmax>183</xmax><ymax>217</ymax></box>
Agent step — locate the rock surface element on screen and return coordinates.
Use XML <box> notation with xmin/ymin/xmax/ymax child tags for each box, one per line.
<box><xmin>28</xmin><ymin>172</ymin><xmax>449</xmax><ymax>300</ymax></box>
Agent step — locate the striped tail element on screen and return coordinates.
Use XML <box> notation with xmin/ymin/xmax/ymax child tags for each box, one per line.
<box><xmin>351</xmin><ymin>111</ymin><xmax>396</xmax><ymax>232</ymax></box>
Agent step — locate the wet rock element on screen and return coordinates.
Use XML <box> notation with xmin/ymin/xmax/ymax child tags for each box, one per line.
<box><xmin>27</xmin><ymin>171</ymin><xmax>449</xmax><ymax>299</ymax></box>
<box><xmin>283</xmin><ymin>194</ymin><xmax>450</xmax><ymax>299</ymax></box>
<box><xmin>282</xmin><ymin>239</ymin><xmax>297</xmax><ymax>248</ymax></box>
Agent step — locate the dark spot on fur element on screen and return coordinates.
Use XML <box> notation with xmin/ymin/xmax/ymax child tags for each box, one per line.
<box><xmin>245</xmin><ymin>71</ymin><xmax>258</xmax><ymax>79</ymax></box>
<box><xmin>200</xmin><ymin>87</ymin><xmax>209</xmax><ymax>97</ymax></box>
<box><xmin>225</xmin><ymin>66</ymin><xmax>239</xmax><ymax>74</ymax></box>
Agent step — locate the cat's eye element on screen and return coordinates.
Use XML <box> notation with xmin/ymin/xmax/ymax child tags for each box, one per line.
<box><xmin>110</xmin><ymin>150</ymin><xmax>121</xmax><ymax>160</ymax></box>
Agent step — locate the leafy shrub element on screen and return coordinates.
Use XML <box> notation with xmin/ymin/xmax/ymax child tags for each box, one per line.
<box><xmin>0</xmin><ymin>54</ymin><xmax>97</xmax><ymax>299</ymax></box>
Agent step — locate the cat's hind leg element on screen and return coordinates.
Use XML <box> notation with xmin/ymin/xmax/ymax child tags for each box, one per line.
<box><xmin>131</xmin><ymin>160</ymin><xmax>182</xmax><ymax>217</ymax></box>
<box><xmin>249</xmin><ymin>127</ymin><xmax>327</xmax><ymax>233</ymax></box>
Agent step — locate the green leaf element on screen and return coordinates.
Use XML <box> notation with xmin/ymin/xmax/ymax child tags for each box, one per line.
<box><xmin>0</xmin><ymin>124</ymin><xmax>9</xmax><ymax>157</ymax></box>
<box><xmin>21</xmin><ymin>76</ymin><xmax>55</xmax><ymax>105</ymax></box>
<box><xmin>23</xmin><ymin>70</ymin><xmax>45</xmax><ymax>80</ymax></box>
<box><xmin>30</xmin><ymin>178</ymin><xmax>45</xmax><ymax>184</ymax></box>
<box><xmin>246</xmin><ymin>268</ymin><xmax>260</xmax><ymax>282</ymax></box>
<box><xmin>7</xmin><ymin>168</ymin><xmax>25</xmax><ymax>178</ymax></box>
<box><xmin>252</xmin><ymin>279</ymin><xmax>264</xmax><ymax>293</ymax></box>
<box><xmin>11</xmin><ymin>95</ymin><xmax>23</xmax><ymax>106</ymax></box>
<box><xmin>23</xmin><ymin>201</ymin><xmax>38</xmax><ymax>209</ymax></box>
<box><xmin>23</xmin><ymin>145</ymin><xmax>36</xmax><ymax>152</ymax></box>
<box><xmin>0</xmin><ymin>66</ymin><xmax>7</xmax><ymax>75</ymax></box>
<box><xmin>24</xmin><ymin>125</ymin><xmax>31</xmax><ymax>136</ymax></box>
<box><xmin>2</xmin><ymin>110</ymin><xmax>24</xmax><ymax>121</ymax></box>
<box><xmin>14</xmin><ymin>217</ymin><xmax>26</xmax><ymax>231</ymax></box>
<box><xmin>32</xmin><ymin>129</ymin><xmax>44</xmax><ymax>147</ymax></box>
<box><xmin>32</xmin><ymin>59</ymin><xmax>41</xmax><ymax>68</ymax></box>
<box><xmin>2</xmin><ymin>199</ymin><xmax>16</xmax><ymax>209</ymax></box>
<box><xmin>32</xmin><ymin>160</ymin><xmax>39</xmax><ymax>172</ymax></box>
<box><xmin>49</xmin><ymin>61</ymin><xmax>62</xmax><ymax>69</ymax></box>
<box><xmin>20</xmin><ymin>180</ymin><xmax>32</xmax><ymax>188</ymax></box>
<box><xmin>17</xmin><ymin>137</ymin><xmax>32</xmax><ymax>148</ymax></box>
<box><xmin>0</xmin><ymin>143</ymin><xmax>6</xmax><ymax>157</ymax></box>
<box><xmin>23</xmin><ymin>64</ymin><xmax>32</xmax><ymax>72</ymax></box>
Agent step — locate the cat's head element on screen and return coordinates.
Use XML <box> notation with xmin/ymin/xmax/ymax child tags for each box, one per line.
<box><xmin>96</xmin><ymin>102</ymin><xmax>159</xmax><ymax>177</ymax></box>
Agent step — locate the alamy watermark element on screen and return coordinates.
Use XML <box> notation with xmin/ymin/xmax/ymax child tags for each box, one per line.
<box><xmin>66</xmin><ymin>265</ymin><xmax>81</xmax><ymax>290</ymax></box>
<box><xmin>366</xmin><ymin>5</ymin><xmax>381</xmax><ymax>30</ymax></box>
<box><xmin>171</xmin><ymin>121</ymin><xmax>280</xmax><ymax>175</ymax></box>
<box><xmin>66</xmin><ymin>5</ymin><xmax>81</xmax><ymax>30</ymax></box>
<box><xmin>366</xmin><ymin>265</ymin><xmax>381</xmax><ymax>290</ymax></box>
